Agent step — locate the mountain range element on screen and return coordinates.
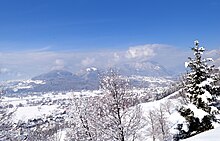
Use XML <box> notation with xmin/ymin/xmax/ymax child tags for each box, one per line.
<box><xmin>4</xmin><ymin>61</ymin><xmax>174</xmax><ymax>94</ymax></box>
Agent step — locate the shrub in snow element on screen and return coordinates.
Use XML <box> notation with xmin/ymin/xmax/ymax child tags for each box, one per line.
<box><xmin>174</xmin><ymin>40</ymin><xmax>220</xmax><ymax>140</ymax></box>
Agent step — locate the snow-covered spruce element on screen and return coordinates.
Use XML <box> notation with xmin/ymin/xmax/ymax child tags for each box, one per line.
<box><xmin>174</xmin><ymin>40</ymin><xmax>220</xmax><ymax>140</ymax></box>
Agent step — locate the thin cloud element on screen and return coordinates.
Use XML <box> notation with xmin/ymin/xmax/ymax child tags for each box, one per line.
<box><xmin>0</xmin><ymin>68</ymin><xmax>10</xmax><ymax>74</ymax></box>
<box><xmin>51</xmin><ymin>59</ymin><xmax>66</xmax><ymax>70</ymax></box>
<box><xmin>125</xmin><ymin>44</ymin><xmax>168</xmax><ymax>60</ymax></box>
<box><xmin>126</xmin><ymin>46</ymin><xmax>155</xmax><ymax>59</ymax></box>
<box><xmin>1</xmin><ymin>43</ymin><xmax>217</xmax><ymax>80</ymax></box>
<box><xmin>81</xmin><ymin>57</ymin><xmax>96</xmax><ymax>67</ymax></box>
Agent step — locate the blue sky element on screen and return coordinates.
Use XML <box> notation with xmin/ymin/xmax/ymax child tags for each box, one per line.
<box><xmin>0</xmin><ymin>0</ymin><xmax>220</xmax><ymax>51</ymax></box>
<box><xmin>0</xmin><ymin>0</ymin><xmax>220</xmax><ymax>80</ymax></box>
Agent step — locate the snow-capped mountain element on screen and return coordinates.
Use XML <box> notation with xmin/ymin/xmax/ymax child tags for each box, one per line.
<box><xmin>4</xmin><ymin>61</ymin><xmax>174</xmax><ymax>95</ymax></box>
<box><xmin>5</xmin><ymin>69</ymin><xmax>100</xmax><ymax>94</ymax></box>
<box><xmin>31</xmin><ymin>70</ymin><xmax>94</xmax><ymax>92</ymax></box>
<box><xmin>32</xmin><ymin>69</ymin><xmax>77</xmax><ymax>81</ymax></box>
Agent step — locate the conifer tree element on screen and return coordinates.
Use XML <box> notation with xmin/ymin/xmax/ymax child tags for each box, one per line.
<box><xmin>175</xmin><ymin>40</ymin><xmax>220</xmax><ymax>140</ymax></box>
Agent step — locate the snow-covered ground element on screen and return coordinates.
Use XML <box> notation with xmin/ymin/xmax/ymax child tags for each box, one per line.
<box><xmin>140</xmin><ymin>90</ymin><xmax>186</xmax><ymax>134</ymax></box>
<box><xmin>13</xmin><ymin>105</ymin><xmax>59</xmax><ymax>122</ymax></box>
<box><xmin>182</xmin><ymin>127</ymin><xmax>220</xmax><ymax>141</ymax></box>
<box><xmin>2</xmin><ymin>88</ymin><xmax>219</xmax><ymax>141</ymax></box>
<box><xmin>2</xmin><ymin>90</ymin><xmax>102</xmax><ymax>122</ymax></box>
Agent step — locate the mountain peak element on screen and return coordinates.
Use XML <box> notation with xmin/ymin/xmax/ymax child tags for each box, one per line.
<box><xmin>86</xmin><ymin>67</ymin><xmax>98</xmax><ymax>72</ymax></box>
<box><xmin>32</xmin><ymin>70</ymin><xmax>74</xmax><ymax>81</ymax></box>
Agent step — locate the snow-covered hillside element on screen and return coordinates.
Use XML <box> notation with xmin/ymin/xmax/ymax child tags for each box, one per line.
<box><xmin>1</xmin><ymin>87</ymin><xmax>220</xmax><ymax>140</ymax></box>
<box><xmin>182</xmin><ymin>127</ymin><xmax>220</xmax><ymax>141</ymax></box>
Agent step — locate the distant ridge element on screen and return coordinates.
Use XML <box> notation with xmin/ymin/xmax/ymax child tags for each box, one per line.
<box><xmin>4</xmin><ymin>61</ymin><xmax>174</xmax><ymax>94</ymax></box>
<box><xmin>117</xmin><ymin>60</ymin><xmax>173</xmax><ymax>77</ymax></box>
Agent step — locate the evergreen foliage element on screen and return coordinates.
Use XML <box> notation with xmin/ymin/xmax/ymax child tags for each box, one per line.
<box><xmin>175</xmin><ymin>40</ymin><xmax>220</xmax><ymax>140</ymax></box>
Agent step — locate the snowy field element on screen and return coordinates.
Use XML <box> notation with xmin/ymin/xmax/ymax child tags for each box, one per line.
<box><xmin>183</xmin><ymin>127</ymin><xmax>220</xmax><ymax>141</ymax></box>
<box><xmin>2</xmin><ymin>90</ymin><xmax>102</xmax><ymax>122</ymax></box>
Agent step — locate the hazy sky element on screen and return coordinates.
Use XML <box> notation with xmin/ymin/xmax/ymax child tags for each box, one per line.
<box><xmin>0</xmin><ymin>0</ymin><xmax>220</xmax><ymax>80</ymax></box>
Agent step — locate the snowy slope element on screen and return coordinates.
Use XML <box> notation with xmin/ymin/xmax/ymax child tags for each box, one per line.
<box><xmin>140</xmin><ymin>91</ymin><xmax>185</xmax><ymax>132</ymax></box>
<box><xmin>139</xmin><ymin>91</ymin><xmax>220</xmax><ymax>141</ymax></box>
<box><xmin>3</xmin><ymin>88</ymin><xmax>220</xmax><ymax>141</ymax></box>
<box><xmin>182</xmin><ymin>127</ymin><xmax>220</xmax><ymax>141</ymax></box>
